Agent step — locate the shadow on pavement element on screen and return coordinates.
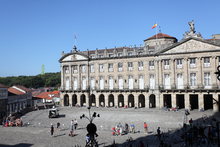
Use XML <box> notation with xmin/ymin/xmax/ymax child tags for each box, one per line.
<box><xmin>0</xmin><ymin>143</ymin><xmax>33</xmax><ymax>147</ymax></box>
<box><xmin>105</xmin><ymin>111</ymin><xmax>220</xmax><ymax>147</ymax></box>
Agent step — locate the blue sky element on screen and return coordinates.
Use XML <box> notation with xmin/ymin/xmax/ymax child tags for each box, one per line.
<box><xmin>0</xmin><ymin>0</ymin><xmax>219</xmax><ymax>77</ymax></box>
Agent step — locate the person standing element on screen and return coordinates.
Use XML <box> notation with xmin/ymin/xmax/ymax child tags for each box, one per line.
<box><xmin>157</xmin><ymin>127</ymin><xmax>161</xmax><ymax>140</ymax></box>
<box><xmin>74</xmin><ymin>119</ymin><xmax>78</xmax><ymax>130</ymax></box>
<box><xmin>57</xmin><ymin>122</ymin><xmax>60</xmax><ymax>128</ymax></box>
<box><xmin>144</xmin><ymin>122</ymin><xmax>148</xmax><ymax>134</ymax></box>
<box><xmin>50</xmin><ymin>124</ymin><xmax>54</xmax><ymax>136</ymax></box>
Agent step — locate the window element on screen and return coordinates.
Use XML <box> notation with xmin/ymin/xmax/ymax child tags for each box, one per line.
<box><xmin>128</xmin><ymin>75</ymin><xmax>134</xmax><ymax>89</ymax></box>
<box><xmin>118</xmin><ymin>52</ymin><xmax>123</xmax><ymax>57</ymax></box>
<box><xmin>118</xmin><ymin>63</ymin><xmax>123</xmax><ymax>72</ymax></box>
<box><xmin>118</xmin><ymin>76</ymin><xmax>123</xmax><ymax>90</ymax></box>
<box><xmin>64</xmin><ymin>66</ymin><xmax>69</xmax><ymax>74</ymax></box>
<box><xmin>149</xmin><ymin>61</ymin><xmax>155</xmax><ymax>70</ymax></box>
<box><xmin>128</xmin><ymin>62</ymin><xmax>133</xmax><ymax>71</ymax></box>
<box><xmin>149</xmin><ymin>74</ymin><xmax>155</xmax><ymax>89</ymax></box>
<box><xmin>189</xmin><ymin>58</ymin><xmax>196</xmax><ymax>68</ymax></box>
<box><xmin>90</xmin><ymin>77</ymin><xmax>95</xmax><ymax>90</ymax></box>
<box><xmin>109</xmin><ymin>54</ymin><xmax>114</xmax><ymax>57</ymax></box>
<box><xmin>81</xmin><ymin>65</ymin><xmax>86</xmax><ymax>73</ymax></box>
<box><xmin>99</xmin><ymin>64</ymin><xmax>104</xmax><ymax>72</ymax></box>
<box><xmin>109</xmin><ymin>76</ymin><xmax>114</xmax><ymax>90</ymax></box>
<box><xmin>128</xmin><ymin>52</ymin><xmax>133</xmax><ymax>56</ymax></box>
<box><xmin>82</xmin><ymin>77</ymin><xmax>87</xmax><ymax>90</ymax></box>
<box><xmin>204</xmin><ymin>72</ymin><xmax>211</xmax><ymax>88</ymax></box>
<box><xmin>65</xmin><ymin>77</ymin><xmax>70</xmax><ymax>90</ymax></box>
<box><xmin>108</xmin><ymin>63</ymin><xmax>113</xmax><ymax>72</ymax></box>
<box><xmin>139</xmin><ymin>75</ymin><xmax>144</xmax><ymax>89</ymax></box>
<box><xmin>176</xmin><ymin>59</ymin><xmax>183</xmax><ymax>69</ymax></box>
<box><xmin>98</xmin><ymin>54</ymin><xmax>104</xmax><ymax>58</ymax></box>
<box><xmin>177</xmin><ymin>73</ymin><xmax>184</xmax><ymax>89</ymax></box>
<box><xmin>73</xmin><ymin>65</ymin><xmax>78</xmax><ymax>73</ymax></box>
<box><xmin>99</xmin><ymin>77</ymin><xmax>104</xmax><ymax>90</ymax></box>
<box><xmin>90</xmin><ymin>64</ymin><xmax>94</xmax><ymax>73</ymax></box>
<box><xmin>138</xmin><ymin>61</ymin><xmax>144</xmax><ymax>71</ymax></box>
<box><xmin>164</xmin><ymin>74</ymin><xmax>171</xmax><ymax>89</ymax></box>
<box><xmin>164</xmin><ymin>60</ymin><xmax>170</xmax><ymax>69</ymax></box>
<box><xmin>90</xmin><ymin>54</ymin><xmax>95</xmax><ymax>59</ymax></box>
<box><xmin>190</xmin><ymin>73</ymin><xmax>196</xmax><ymax>87</ymax></box>
<box><xmin>73</xmin><ymin>77</ymin><xmax>78</xmax><ymax>90</ymax></box>
<box><xmin>204</xmin><ymin>57</ymin><xmax>210</xmax><ymax>67</ymax></box>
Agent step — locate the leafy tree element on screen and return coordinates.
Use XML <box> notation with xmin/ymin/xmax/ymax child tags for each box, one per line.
<box><xmin>0</xmin><ymin>72</ymin><xmax>61</xmax><ymax>88</ymax></box>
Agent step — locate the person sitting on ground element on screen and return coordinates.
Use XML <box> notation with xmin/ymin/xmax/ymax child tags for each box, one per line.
<box><xmin>124</xmin><ymin>123</ymin><xmax>129</xmax><ymax>134</ymax></box>
<box><xmin>130</xmin><ymin>124</ymin><xmax>135</xmax><ymax>133</ymax></box>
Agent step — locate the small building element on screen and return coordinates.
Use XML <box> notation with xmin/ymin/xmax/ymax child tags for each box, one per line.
<box><xmin>0</xmin><ymin>83</ymin><xmax>8</xmax><ymax>123</ymax></box>
<box><xmin>7</xmin><ymin>85</ymin><xmax>32</xmax><ymax>115</ymax></box>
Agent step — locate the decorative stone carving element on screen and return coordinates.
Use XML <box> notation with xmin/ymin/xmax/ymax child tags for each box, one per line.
<box><xmin>164</xmin><ymin>39</ymin><xmax>220</xmax><ymax>54</ymax></box>
<box><xmin>183</xmin><ymin>20</ymin><xmax>203</xmax><ymax>39</ymax></box>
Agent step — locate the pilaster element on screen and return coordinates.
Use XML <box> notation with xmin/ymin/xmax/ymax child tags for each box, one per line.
<box><xmin>198</xmin><ymin>93</ymin><xmax>204</xmax><ymax>110</ymax></box>
<box><xmin>172</xmin><ymin>93</ymin><xmax>176</xmax><ymax>108</ymax></box>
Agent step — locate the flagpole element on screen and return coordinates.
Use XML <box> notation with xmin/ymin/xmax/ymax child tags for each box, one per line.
<box><xmin>156</xmin><ymin>22</ymin><xmax>158</xmax><ymax>48</ymax></box>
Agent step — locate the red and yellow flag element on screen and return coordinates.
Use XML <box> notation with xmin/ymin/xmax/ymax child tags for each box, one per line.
<box><xmin>152</xmin><ymin>24</ymin><xmax>158</xmax><ymax>29</ymax></box>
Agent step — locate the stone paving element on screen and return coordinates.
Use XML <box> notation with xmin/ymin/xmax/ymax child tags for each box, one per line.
<box><xmin>0</xmin><ymin>107</ymin><xmax>217</xmax><ymax>147</ymax></box>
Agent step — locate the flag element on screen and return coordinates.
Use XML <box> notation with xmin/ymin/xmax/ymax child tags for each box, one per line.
<box><xmin>152</xmin><ymin>24</ymin><xmax>157</xmax><ymax>29</ymax></box>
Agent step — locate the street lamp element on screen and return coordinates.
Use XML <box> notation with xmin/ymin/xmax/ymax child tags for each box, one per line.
<box><xmin>80</xmin><ymin>107</ymin><xmax>100</xmax><ymax>147</ymax></box>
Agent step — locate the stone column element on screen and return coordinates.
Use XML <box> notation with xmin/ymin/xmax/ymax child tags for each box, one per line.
<box><xmin>115</xmin><ymin>93</ymin><xmax>118</xmax><ymax>108</ymax></box>
<box><xmin>77</xmin><ymin>94</ymin><xmax>80</xmax><ymax>106</ymax></box>
<box><xmin>171</xmin><ymin>59</ymin><xmax>175</xmax><ymax>88</ymax></box>
<box><xmin>134</xmin><ymin>93</ymin><xmax>138</xmax><ymax>108</ymax></box>
<box><xmin>105</xmin><ymin>94</ymin><xmax>109</xmax><ymax>107</ymax></box>
<box><xmin>157</xmin><ymin>93</ymin><xmax>162</xmax><ymax>108</ymax></box>
<box><xmin>86</xmin><ymin>93</ymin><xmax>89</xmax><ymax>107</ymax></box>
<box><xmin>211</xmin><ymin>56</ymin><xmax>217</xmax><ymax>88</ymax></box>
<box><xmin>183</xmin><ymin>58</ymin><xmax>188</xmax><ymax>88</ymax></box>
<box><xmin>69</xmin><ymin>93</ymin><xmax>73</xmax><ymax>107</ymax></box>
<box><xmin>198</xmin><ymin>57</ymin><xmax>203</xmax><ymax>87</ymax></box>
<box><xmin>172</xmin><ymin>93</ymin><xmax>176</xmax><ymax>108</ymax></box>
<box><xmin>96</xmin><ymin>94</ymin><xmax>100</xmax><ymax>107</ymax></box>
<box><xmin>78</xmin><ymin>65</ymin><xmax>81</xmax><ymax>90</ymax></box>
<box><xmin>124</xmin><ymin>93</ymin><xmax>128</xmax><ymax>107</ymax></box>
<box><xmin>184</xmin><ymin>94</ymin><xmax>190</xmax><ymax>110</ymax></box>
<box><xmin>213</xmin><ymin>93</ymin><xmax>219</xmax><ymax>112</ymax></box>
<box><xmin>198</xmin><ymin>93</ymin><xmax>204</xmax><ymax>110</ymax></box>
<box><xmin>69</xmin><ymin>65</ymin><xmax>72</xmax><ymax>90</ymax></box>
<box><xmin>155</xmin><ymin>60</ymin><xmax>159</xmax><ymax>89</ymax></box>
<box><xmin>158</xmin><ymin>60</ymin><xmax>163</xmax><ymax>89</ymax></box>
<box><xmin>61</xmin><ymin>66</ymin><xmax>64</xmax><ymax>89</ymax></box>
<box><xmin>145</xmin><ymin>93</ymin><xmax>149</xmax><ymax>108</ymax></box>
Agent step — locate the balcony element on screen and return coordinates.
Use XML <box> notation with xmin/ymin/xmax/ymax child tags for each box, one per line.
<box><xmin>204</xmin><ymin>63</ymin><xmax>210</xmax><ymax>67</ymax></box>
<box><xmin>164</xmin><ymin>65</ymin><xmax>170</xmax><ymax>70</ymax></box>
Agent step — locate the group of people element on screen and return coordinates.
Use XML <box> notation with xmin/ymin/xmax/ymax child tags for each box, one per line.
<box><xmin>2</xmin><ymin>116</ymin><xmax>23</xmax><ymax>127</ymax></box>
<box><xmin>112</xmin><ymin>122</ymin><xmax>132</xmax><ymax>136</ymax></box>
<box><xmin>112</xmin><ymin>122</ymin><xmax>150</xmax><ymax>136</ymax></box>
<box><xmin>50</xmin><ymin>119</ymin><xmax>78</xmax><ymax>137</ymax></box>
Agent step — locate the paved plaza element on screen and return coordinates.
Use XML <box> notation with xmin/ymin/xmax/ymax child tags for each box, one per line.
<box><xmin>0</xmin><ymin>107</ymin><xmax>218</xmax><ymax>147</ymax></box>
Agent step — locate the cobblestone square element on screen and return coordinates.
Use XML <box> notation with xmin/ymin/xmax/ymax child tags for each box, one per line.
<box><xmin>0</xmin><ymin>107</ymin><xmax>217</xmax><ymax>147</ymax></box>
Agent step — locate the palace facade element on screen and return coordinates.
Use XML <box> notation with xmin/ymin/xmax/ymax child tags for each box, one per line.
<box><xmin>59</xmin><ymin>22</ymin><xmax>220</xmax><ymax>112</ymax></box>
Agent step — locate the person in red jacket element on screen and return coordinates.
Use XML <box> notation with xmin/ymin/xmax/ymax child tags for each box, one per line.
<box><xmin>144</xmin><ymin>122</ymin><xmax>148</xmax><ymax>134</ymax></box>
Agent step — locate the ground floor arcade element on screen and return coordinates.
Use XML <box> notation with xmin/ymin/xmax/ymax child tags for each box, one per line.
<box><xmin>60</xmin><ymin>91</ymin><xmax>220</xmax><ymax>112</ymax></box>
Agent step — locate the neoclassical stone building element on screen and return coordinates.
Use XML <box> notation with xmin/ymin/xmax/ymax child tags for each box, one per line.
<box><xmin>59</xmin><ymin>22</ymin><xmax>220</xmax><ymax>112</ymax></box>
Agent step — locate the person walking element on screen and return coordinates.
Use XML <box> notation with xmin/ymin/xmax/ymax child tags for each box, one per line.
<box><xmin>50</xmin><ymin>124</ymin><xmax>54</xmax><ymax>136</ymax></box>
<box><xmin>144</xmin><ymin>122</ymin><xmax>148</xmax><ymax>134</ymax></box>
